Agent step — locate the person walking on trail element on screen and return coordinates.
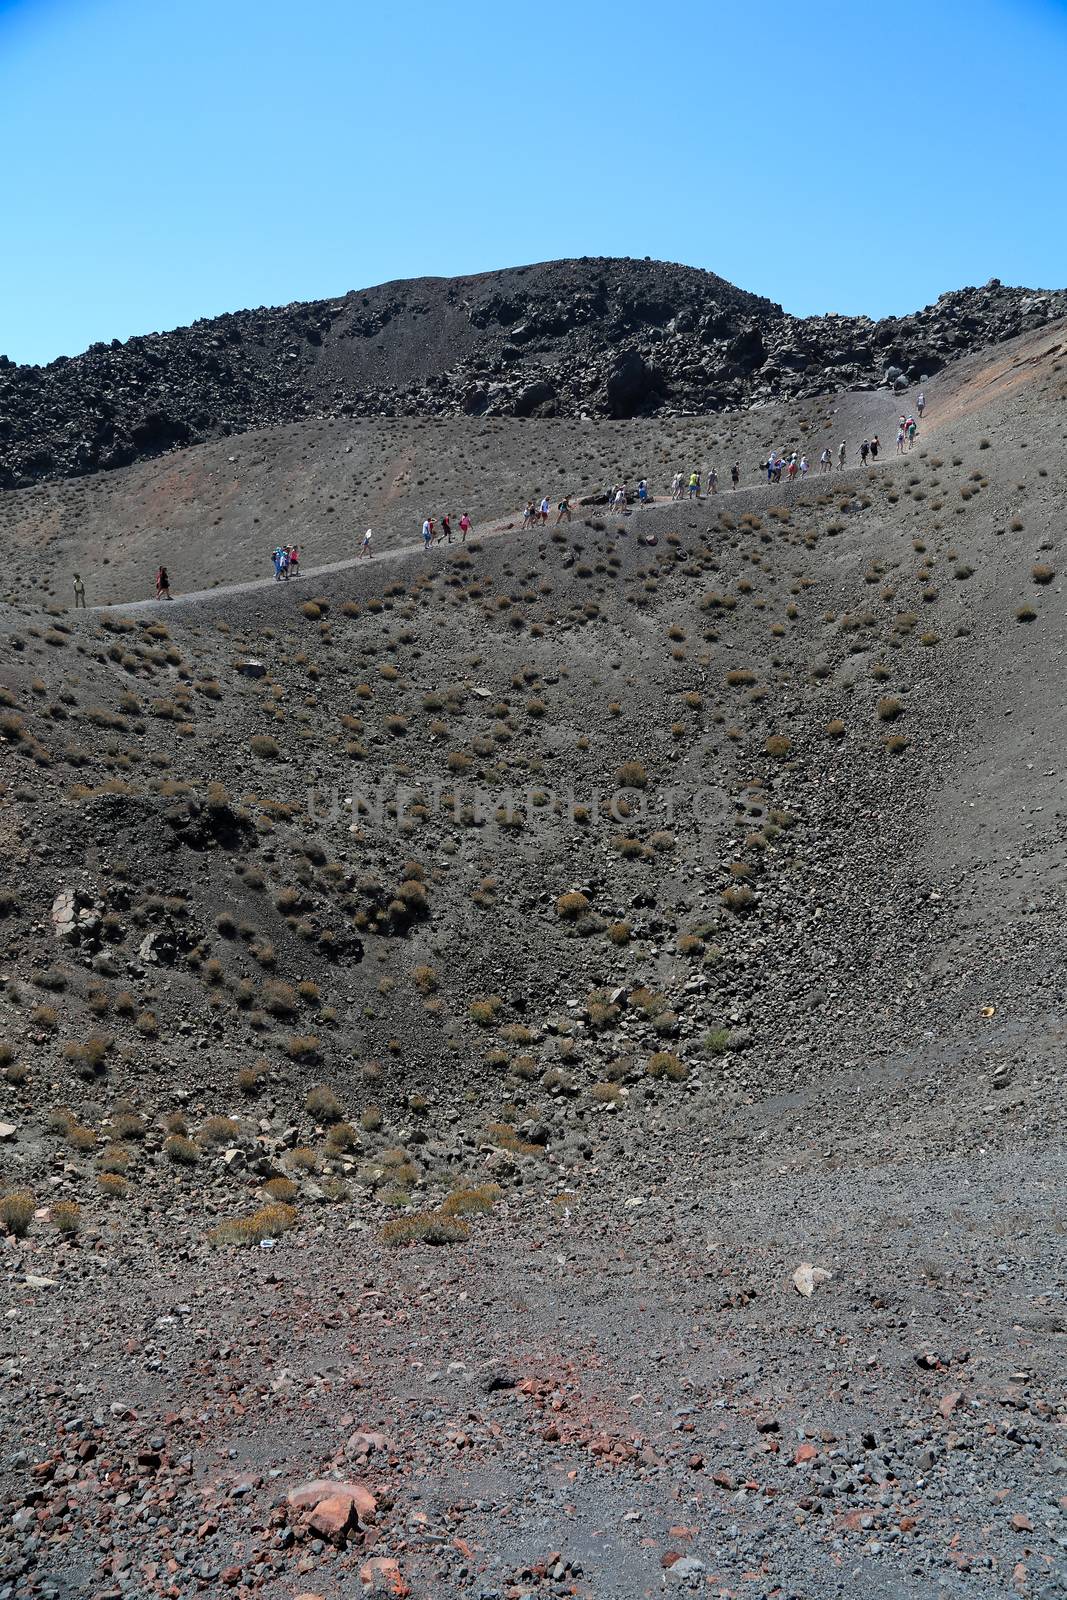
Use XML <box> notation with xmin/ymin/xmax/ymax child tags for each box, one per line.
<box><xmin>613</xmin><ymin>485</ymin><xmax>627</xmax><ymax>514</ymax></box>
<box><xmin>917</xmin><ymin>391</ymin><xmax>925</xmax><ymax>419</ymax></box>
<box><xmin>730</xmin><ymin>462</ymin><xmax>740</xmax><ymax>489</ymax></box>
<box><xmin>787</xmin><ymin>456</ymin><xmax>797</xmax><ymax>482</ymax></box>
<box><xmin>687</xmin><ymin>470</ymin><xmax>699</xmax><ymax>499</ymax></box>
<box><xmin>458</xmin><ymin>512</ymin><xmax>471</xmax><ymax>542</ymax></box>
<box><xmin>799</xmin><ymin>455</ymin><xmax>809</xmax><ymax>478</ymax></box>
<box><xmin>906</xmin><ymin>417</ymin><xmax>917</xmax><ymax>448</ymax></box>
<box><xmin>72</xmin><ymin>573</ymin><xmax>86</xmax><ymax>609</ymax></box>
<box><xmin>819</xmin><ymin>447</ymin><xmax>831</xmax><ymax>475</ymax></box>
<box><xmin>271</xmin><ymin>547</ymin><xmax>283</xmax><ymax>580</ymax></box>
<box><xmin>670</xmin><ymin>471</ymin><xmax>683</xmax><ymax>500</ymax></box>
<box><xmin>288</xmin><ymin>544</ymin><xmax>300</xmax><ymax>578</ymax></box>
<box><xmin>860</xmin><ymin>439</ymin><xmax>870</xmax><ymax>465</ymax></box>
<box><xmin>896</xmin><ymin>425</ymin><xmax>906</xmax><ymax>455</ymax></box>
<box><xmin>439</xmin><ymin>514</ymin><xmax>453</xmax><ymax>544</ymax></box>
<box><xmin>521</xmin><ymin>501</ymin><xmax>534</xmax><ymax>530</ymax></box>
<box><xmin>359</xmin><ymin>527</ymin><xmax>373</xmax><ymax>559</ymax></box>
<box><xmin>155</xmin><ymin>566</ymin><xmax>172</xmax><ymax>600</ymax></box>
<box><xmin>539</xmin><ymin>496</ymin><xmax>550</xmax><ymax>525</ymax></box>
<box><xmin>555</xmin><ymin>496</ymin><xmax>572</xmax><ymax>524</ymax></box>
<box><xmin>870</xmin><ymin>434</ymin><xmax>880</xmax><ymax>459</ymax></box>
<box><xmin>422</xmin><ymin>518</ymin><xmax>433</xmax><ymax>550</ymax></box>
<box><xmin>637</xmin><ymin>479</ymin><xmax>648</xmax><ymax>503</ymax></box>
<box><xmin>280</xmin><ymin>546</ymin><xmax>291</xmax><ymax>581</ymax></box>
<box><xmin>838</xmin><ymin>441</ymin><xmax>847</xmax><ymax>470</ymax></box>
<box><xmin>707</xmin><ymin>467</ymin><xmax>718</xmax><ymax>495</ymax></box>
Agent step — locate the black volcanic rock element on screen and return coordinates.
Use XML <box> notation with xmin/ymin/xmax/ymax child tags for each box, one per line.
<box><xmin>1</xmin><ymin>257</ymin><xmax>1065</xmax><ymax>488</ymax></box>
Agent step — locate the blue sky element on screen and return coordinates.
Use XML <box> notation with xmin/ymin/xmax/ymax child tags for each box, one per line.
<box><xmin>1</xmin><ymin>0</ymin><xmax>1064</xmax><ymax>365</ymax></box>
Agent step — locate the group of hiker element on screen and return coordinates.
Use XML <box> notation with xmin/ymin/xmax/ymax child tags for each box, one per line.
<box><xmin>669</xmin><ymin>465</ymin><xmax>741</xmax><ymax>500</ymax></box>
<box><xmin>135</xmin><ymin>389</ymin><xmax>932</xmax><ymax>603</ymax></box>
<box><xmin>270</xmin><ymin>544</ymin><xmax>301</xmax><ymax>581</ymax></box>
<box><xmin>419</xmin><ymin>512</ymin><xmax>473</xmax><ymax>548</ymax></box>
<box><xmin>894</xmin><ymin>412</ymin><xmax>920</xmax><ymax>453</ymax></box>
<box><xmin>520</xmin><ymin>497</ymin><xmax>571</xmax><ymax>528</ymax></box>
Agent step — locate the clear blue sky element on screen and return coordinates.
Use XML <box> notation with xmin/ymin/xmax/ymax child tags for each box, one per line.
<box><xmin>1</xmin><ymin>0</ymin><xmax>1064</xmax><ymax>365</ymax></box>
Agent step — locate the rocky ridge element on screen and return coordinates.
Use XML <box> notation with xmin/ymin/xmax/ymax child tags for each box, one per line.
<box><xmin>2</xmin><ymin>256</ymin><xmax>1065</xmax><ymax>488</ymax></box>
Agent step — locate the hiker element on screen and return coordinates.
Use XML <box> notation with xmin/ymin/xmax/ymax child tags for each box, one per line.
<box><xmin>707</xmin><ymin>467</ymin><xmax>718</xmax><ymax>495</ymax></box>
<box><xmin>555</xmin><ymin>496</ymin><xmax>571</xmax><ymax>524</ymax></box>
<box><xmin>917</xmin><ymin>391</ymin><xmax>925</xmax><ymax>418</ymax></box>
<box><xmin>521</xmin><ymin>501</ymin><xmax>534</xmax><ymax>530</ymax></box>
<box><xmin>271</xmin><ymin>547</ymin><xmax>284</xmax><ymax>580</ymax></box>
<box><xmin>838</xmin><ymin>441</ymin><xmax>846</xmax><ymax>470</ymax></box>
<box><xmin>799</xmin><ymin>455</ymin><xmax>809</xmax><ymax>477</ymax></box>
<box><xmin>730</xmin><ymin>462</ymin><xmax>740</xmax><ymax>489</ymax></box>
<box><xmin>870</xmin><ymin>435</ymin><xmax>880</xmax><ymax>459</ymax></box>
<box><xmin>288</xmin><ymin>544</ymin><xmax>300</xmax><ymax>578</ymax></box>
<box><xmin>637</xmin><ymin>479</ymin><xmax>648</xmax><ymax>503</ymax></box>
<box><xmin>155</xmin><ymin>566</ymin><xmax>171</xmax><ymax>600</ymax></box>
<box><xmin>422</xmin><ymin>518</ymin><xmax>433</xmax><ymax>550</ymax></box>
<box><xmin>819</xmin><ymin>447</ymin><xmax>830</xmax><ymax>475</ymax></box>
<box><xmin>359</xmin><ymin>527</ymin><xmax>373</xmax><ymax>558</ymax></box>
<box><xmin>860</xmin><ymin>439</ymin><xmax>870</xmax><ymax>465</ymax></box>
<box><xmin>613</xmin><ymin>485</ymin><xmax>627</xmax><ymax>514</ymax></box>
<box><xmin>458</xmin><ymin>512</ymin><xmax>471</xmax><ymax>542</ymax></box>
<box><xmin>539</xmin><ymin>496</ymin><xmax>550</xmax><ymax>525</ymax></box>
<box><xmin>896</xmin><ymin>426</ymin><xmax>905</xmax><ymax>455</ymax></box>
<box><xmin>439</xmin><ymin>514</ymin><xmax>452</xmax><ymax>544</ymax></box>
<box><xmin>72</xmin><ymin>573</ymin><xmax>86</xmax><ymax>609</ymax></box>
<box><xmin>280</xmin><ymin>546</ymin><xmax>290</xmax><ymax>581</ymax></box>
<box><xmin>670</xmin><ymin>471</ymin><xmax>683</xmax><ymax>500</ymax></box>
<box><xmin>787</xmin><ymin>457</ymin><xmax>797</xmax><ymax>482</ymax></box>
<box><xmin>906</xmin><ymin>417</ymin><xmax>917</xmax><ymax>447</ymax></box>
<box><xmin>688</xmin><ymin>470</ymin><xmax>700</xmax><ymax>499</ymax></box>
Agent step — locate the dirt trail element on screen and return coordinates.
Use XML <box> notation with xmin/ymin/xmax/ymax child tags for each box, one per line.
<box><xmin>93</xmin><ymin>457</ymin><xmax>897</xmax><ymax>613</ymax></box>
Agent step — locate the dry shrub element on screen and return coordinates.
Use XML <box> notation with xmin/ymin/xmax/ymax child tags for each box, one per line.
<box><xmin>646</xmin><ymin>1051</ymin><xmax>687</xmax><ymax>1081</ymax></box>
<box><xmin>440</xmin><ymin>1183</ymin><xmax>502</xmax><ymax>1217</ymax></box>
<box><xmin>164</xmin><ymin>1133</ymin><xmax>200</xmax><ymax>1165</ymax></box>
<box><xmin>615</xmin><ymin>761</ymin><xmax>648</xmax><ymax>790</ymax></box>
<box><xmin>97</xmin><ymin>1174</ymin><xmax>129</xmax><ymax>1198</ymax></box>
<box><xmin>51</xmin><ymin>1201</ymin><xmax>81</xmax><ymax>1235</ymax></box>
<box><xmin>208</xmin><ymin>1202</ymin><xmax>298</xmax><ymax>1247</ymax></box>
<box><xmin>262</xmin><ymin>1176</ymin><xmax>298</xmax><ymax>1202</ymax></box>
<box><xmin>200</xmin><ymin>1116</ymin><xmax>239</xmax><ymax>1146</ymax></box>
<box><xmin>326</xmin><ymin>1121</ymin><xmax>360</xmax><ymax>1153</ymax></box>
<box><xmin>556</xmin><ymin>891</ymin><xmax>590</xmax><ymax>920</ymax></box>
<box><xmin>0</xmin><ymin>1190</ymin><xmax>36</xmax><ymax>1236</ymax></box>
<box><xmin>305</xmin><ymin>1085</ymin><xmax>344</xmax><ymax>1123</ymax></box>
<box><xmin>470</xmin><ymin>995</ymin><xmax>503</xmax><ymax>1026</ymax></box>
<box><xmin>97</xmin><ymin>1143</ymin><xmax>129</xmax><ymax>1174</ymax></box>
<box><xmin>381</xmin><ymin>1212</ymin><xmax>470</xmax><ymax>1248</ymax></box>
<box><xmin>286</xmin><ymin>1145</ymin><xmax>319</xmax><ymax>1173</ymax></box>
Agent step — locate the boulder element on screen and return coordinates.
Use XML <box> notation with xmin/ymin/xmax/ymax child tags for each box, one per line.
<box><xmin>605</xmin><ymin>351</ymin><xmax>658</xmax><ymax>417</ymax></box>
